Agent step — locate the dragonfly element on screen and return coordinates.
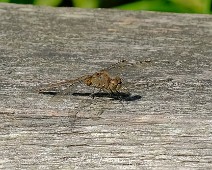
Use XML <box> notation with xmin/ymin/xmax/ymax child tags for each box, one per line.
<box><xmin>38</xmin><ymin>59</ymin><xmax>174</xmax><ymax>101</ymax></box>
<box><xmin>38</xmin><ymin>60</ymin><xmax>157</xmax><ymax>100</ymax></box>
<box><xmin>38</xmin><ymin>60</ymin><xmax>140</xmax><ymax>96</ymax></box>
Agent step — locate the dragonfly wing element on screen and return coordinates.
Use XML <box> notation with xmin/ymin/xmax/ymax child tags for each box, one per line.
<box><xmin>100</xmin><ymin>59</ymin><xmax>152</xmax><ymax>76</ymax></box>
<box><xmin>38</xmin><ymin>75</ymin><xmax>88</xmax><ymax>95</ymax></box>
<box><xmin>100</xmin><ymin>60</ymin><xmax>130</xmax><ymax>73</ymax></box>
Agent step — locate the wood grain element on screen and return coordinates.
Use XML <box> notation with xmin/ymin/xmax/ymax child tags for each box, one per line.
<box><xmin>0</xmin><ymin>3</ymin><xmax>211</xmax><ymax>169</ymax></box>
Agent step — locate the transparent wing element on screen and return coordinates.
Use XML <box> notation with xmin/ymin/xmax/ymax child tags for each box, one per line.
<box><xmin>100</xmin><ymin>59</ymin><xmax>153</xmax><ymax>76</ymax></box>
<box><xmin>38</xmin><ymin>75</ymin><xmax>88</xmax><ymax>95</ymax></box>
<box><xmin>100</xmin><ymin>60</ymin><xmax>129</xmax><ymax>72</ymax></box>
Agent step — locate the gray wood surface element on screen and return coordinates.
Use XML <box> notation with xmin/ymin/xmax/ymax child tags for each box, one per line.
<box><xmin>0</xmin><ymin>3</ymin><xmax>211</xmax><ymax>169</ymax></box>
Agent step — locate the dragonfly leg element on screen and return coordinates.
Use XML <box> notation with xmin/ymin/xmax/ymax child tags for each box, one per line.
<box><xmin>90</xmin><ymin>87</ymin><xmax>101</xmax><ymax>99</ymax></box>
<box><xmin>90</xmin><ymin>89</ymin><xmax>96</xmax><ymax>99</ymax></box>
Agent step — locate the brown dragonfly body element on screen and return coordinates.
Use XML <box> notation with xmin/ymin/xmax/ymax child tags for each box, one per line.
<box><xmin>83</xmin><ymin>70</ymin><xmax>122</xmax><ymax>93</ymax></box>
<box><xmin>38</xmin><ymin>60</ymin><xmax>128</xmax><ymax>94</ymax></box>
<box><xmin>38</xmin><ymin>59</ymin><xmax>173</xmax><ymax>101</ymax></box>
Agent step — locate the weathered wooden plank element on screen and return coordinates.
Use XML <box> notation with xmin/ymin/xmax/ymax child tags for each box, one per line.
<box><xmin>0</xmin><ymin>3</ymin><xmax>211</xmax><ymax>169</ymax></box>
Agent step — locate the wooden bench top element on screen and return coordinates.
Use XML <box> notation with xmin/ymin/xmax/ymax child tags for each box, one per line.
<box><xmin>0</xmin><ymin>3</ymin><xmax>211</xmax><ymax>169</ymax></box>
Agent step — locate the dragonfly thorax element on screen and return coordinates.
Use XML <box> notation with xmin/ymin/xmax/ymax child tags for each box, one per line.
<box><xmin>108</xmin><ymin>76</ymin><xmax>122</xmax><ymax>92</ymax></box>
